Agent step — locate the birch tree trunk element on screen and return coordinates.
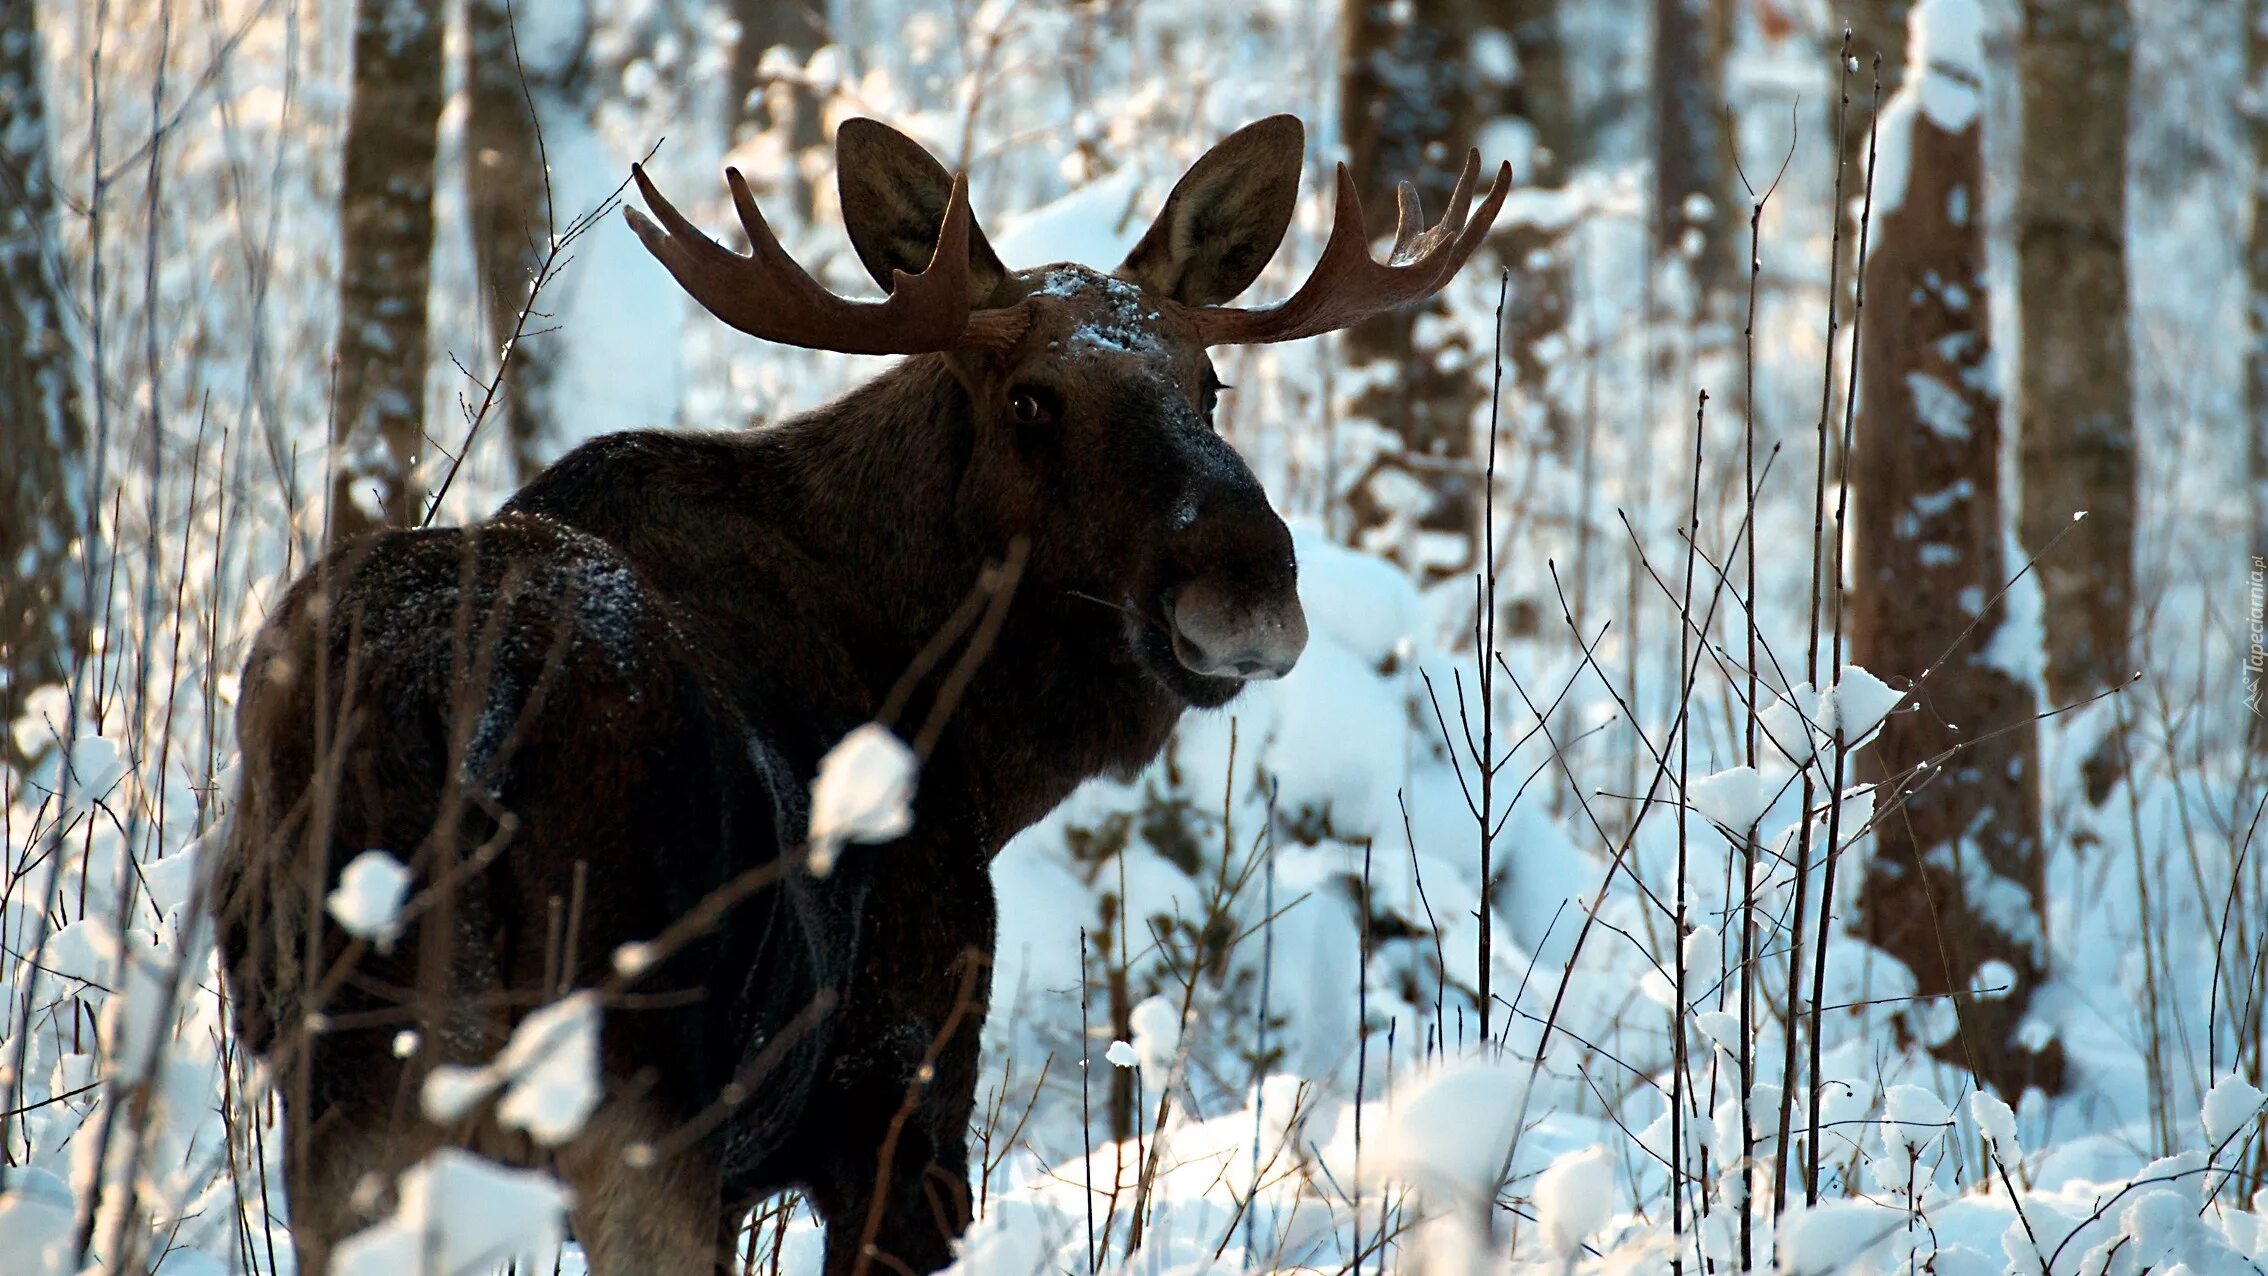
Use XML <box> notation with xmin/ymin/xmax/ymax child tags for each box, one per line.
<box><xmin>1849</xmin><ymin>3</ymin><xmax>2065</xmax><ymax>1099</ymax></box>
<box><xmin>330</xmin><ymin>0</ymin><xmax>445</xmax><ymax>541</ymax></box>
<box><xmin>0</xmin><ymin>0</ymin><xmax>87</xmax><ymax>755</ymax></box>
<box><xmin>2015</xmin><ymin>0</ymin><xmax>2135</xmax><ymax>709</ymax></box>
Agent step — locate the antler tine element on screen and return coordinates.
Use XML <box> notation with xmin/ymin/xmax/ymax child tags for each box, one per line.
<box><xmin>1396</xmin><ymin>150</ymin><xmax>1480</xmax><ymax>270</ymax></box>
<box><xmin>1183</xmin><ymin>149</ymin><xmax>1512</xmax><ymax>348</ymax></box>
<box><xmin>1388</xmin><ymin>183</ymin><xmax>1425</xmax><ymax>261</ymax></box>
<box><xmin>625</xmin><ymin>163</ymin><xmax>1022</xmax><ymax>355</ymax></box>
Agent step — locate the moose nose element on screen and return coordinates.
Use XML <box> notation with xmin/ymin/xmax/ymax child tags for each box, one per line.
<box><xmin>1168</xmin><ymin>577</ymin><xmax>1308</xmax><ymax>681</ymax></box>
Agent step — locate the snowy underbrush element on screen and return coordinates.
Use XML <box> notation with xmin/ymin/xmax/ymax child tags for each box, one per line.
<box><xmin>7</xmin><ymin>529</ymin><xmax>2264</xmax><ymax>1275</ymax></box>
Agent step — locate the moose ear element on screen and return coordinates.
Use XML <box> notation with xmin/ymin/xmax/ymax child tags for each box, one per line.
<box><xmin>1117</xmin><ymin>116</ymin><xmax>1305</xmax><ymax>307</ymax></box>
<box><xmin>836</xmin><ymin>118</ymin><xmax>1009</xmax><ymax>304</ymax></box>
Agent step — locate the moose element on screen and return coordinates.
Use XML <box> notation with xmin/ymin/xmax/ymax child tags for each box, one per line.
<box><xmin>215</xmin><ymin>115</ymin><xmax>1507</xmax><ymax>1274</ymax></box>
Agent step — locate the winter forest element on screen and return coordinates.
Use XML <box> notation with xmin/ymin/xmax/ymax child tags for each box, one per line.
<box><xmin>3</xmin><ymin>0</ymin><xmax>2267</xmax><ymax>1270</ymax></box>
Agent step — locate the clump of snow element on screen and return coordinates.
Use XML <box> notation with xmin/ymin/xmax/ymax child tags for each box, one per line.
<box><xmin>421</xmin><ymin>1065</ymin><xmax>496</xmax><ymax>1126</ymax></box>
<box><xmin>7</xmin><ymin>684</ymin><xmax>72</xmax><ymax>758</ymax></box>
<box><xmin>1688</xmin><ymin>765</ymin><xmax>1768</xmax><ymax>831</ymax></box>
<box><xmin>1755</xmin><ymin>669</ymin><xmax>1903</xmax><ymax>764</ymax></box>
<box><xmin>329</xmin><ymin>1150</ymin><xmax>567</xmax><ymax>1276</ymax></box>
<box><xmin>418</xmin><ymin>993</ymin><xmax>602</xmax><ymax>1146</ymax></box>
<box><xmin>1532</xmin><ymin>1144</ymin><xmax>1613</xmax><ymax>1257</ymax></box>
<box><xmin>1126</xmin><ymin>994</ymin><xmax>1182</xmax><ymax>1093</ymax></box>
<box><xmin>1369</xmin><ymin>1054</ymin><xmax>1525</xmax><ymax>1203</ymax></box>
<box><xmin>1821</xmin><ymin>665</ymin><xmax>1905</xmax><ymax>742</ymax></box>
<box><xmin>1759</xmin><ymin>681</ymin><xmax>1823</xmax><ymax>763</ymax></box>
<box><xmin>39</xmin><ymin>916</ymin><xmax>128</xmax><ymax>987</ymax></box>
<box><xmin>1289</xmin><ymin>529</ymin><xmax>1421</xmax><ymax>669</ymax></box>
<box><xmin>1104</xmin><ymin>1040</ymin><xmax>1137</xmax><ymax>1068</ymax></box>
<box><xmin>1971</xmin><ymin>1089</ymin><xmax>2020</xmax><ymax>1153</ymax></box>
<box><xmin>326</xmin><ymin>850</ymin><xmax>412</xmax><ymax>949</ymax></box>
<box><xmin>492</xmin><ymin>994</ymin><xmax>603</xmax><ymax>1145</ymax></box>
<box><xmin>2202</xmin><ymin>1072</ymin><xmax>2265</xmax><ymax>1150</ymax></box>
<box><xmin>1780</xmin><ymin>1199</ymin><xmax>1904</xmax><ymax>1274</ymax></box>
<box><xmin>1034</xmin><ymin>267</ymin><xmax>1163</xmax><ymax>355</ymax></box>
<box><xmin>807</xmin><ymin>723</ymin><xmax>918</xmax><ymax>876</ymax></box>
<box><xmin>1880</xmin><ymin>1083</ymin><xmax>1953</xmax><ymax>1156</ymax></box>
<box><xmin>1693</xmin><ymin>1009</ymin><xmax>1744</xmax><ymax>1058</ymax></box>
<box><xmin>137</xmin><ymin>832</ymin><xmax>209</xmax><ymax>920</ymax></box>
<box><xmin>1971</xmin><ymin>957</ymin><xmax>2018</xmax><ymax>999</ymax></box>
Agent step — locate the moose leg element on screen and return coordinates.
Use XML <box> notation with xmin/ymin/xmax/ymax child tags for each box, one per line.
<box><xmin>810</xmin><ymin>953</ymin><xmax>989</xmax><ymax>1276</ymax></box>
<box><xmin>810</xmin><ymin>1104</ymin><xmax>978</xmax><ymax>1276</ymax></box>
<box><xmin>554</xmin><ymin>1098</ymin><xmax>728</xmax><ymax>1276</ymax></box>
<box><xmin>279</xmin><ymin>1083</ymin><xmax>443</xmax><ymax>1275</ymax></box>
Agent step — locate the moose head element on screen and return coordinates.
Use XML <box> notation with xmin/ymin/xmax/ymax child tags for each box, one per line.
<box><xmin>624</xmin><ymin>115</ymin><xmax>1509</xmax><ymax>712</ymax></box>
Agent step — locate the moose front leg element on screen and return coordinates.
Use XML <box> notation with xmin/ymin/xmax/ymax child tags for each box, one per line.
<box><xmin>807</xmin><ymin>935</ymin><xmax>991</xmax><ymax>1276</ymax></box>
<box><xmin>816</xmin><ymin>1103</ymin><xmax>975</xmax><ymax>1276</ymax></box>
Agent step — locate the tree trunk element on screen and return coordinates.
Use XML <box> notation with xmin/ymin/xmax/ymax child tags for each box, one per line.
<box><xmin>330</xmin><ymin>0</ymin><xmax>446</xmax><ymax>541</ymax></box>
<box><xmin>1339</xmin><ymin>0</ymin><xmax>1568</xmax><ymax>582</ymax></box>
<box><xmin>1832</xmin><ymin>1</ymin><xmax>1911</xmax><ymax>296</ymax></box>
<box><xmin>1850</xmin><ymin>22</ymin><xmax>2064</xmax><ymax>1098</ymax></box>
<box><xmin>1653</xmin><ymin>0</ymin><xmax>1735</xmax><ymax>298</ymax></box>
<box><xmin>729</xmin><ymin>0</ymin><xmax>827</xmax><ymax>219</ymax></box>
<box><xmin>466</xmin><ymin>0</ymin><xmax>557</xmax><ymax>483</ymax></box>
<box><xmin>0</xmin><ymin>0</ymin><xmax>86</xmax><ymax>756</ymax></box>
<box><xmin>1496</xmin><ymin>0</ymin><xmax>1581</xmax><ymax>476</ymax></box>
<box><xmin>2015</xmin><ymin>0</ymin><xmax>2134</xmax><ymax>708</ymax></box>
<box><xmin>1842</xmin><ymin>1</ymin><xmax>1912</xmax><ymax>167</ymax></box>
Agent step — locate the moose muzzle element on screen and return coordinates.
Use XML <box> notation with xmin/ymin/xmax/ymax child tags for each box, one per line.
<box><xmin>1168</xmin><ymin>575</ymin><xmax>1308</xmax><ymax>681</ymax></box>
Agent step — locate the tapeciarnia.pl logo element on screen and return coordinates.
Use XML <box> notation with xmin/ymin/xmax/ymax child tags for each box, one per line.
<box><xmin>2251</xmin><ymin>556</ymin><xmax>2266</xmax><ymax>717</ymax></box>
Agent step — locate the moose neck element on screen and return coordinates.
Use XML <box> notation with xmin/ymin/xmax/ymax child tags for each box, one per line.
<box><xmin>718</xmin><ymin>356</ymin><xmax>1183</xmax><ymax>851</ymax></box>
<box><xmin>766</xmin><ymin>356</ymin><xmax>982</xmax><ymax>633</ymax></box>
<box><xmin>506</xmin><ymin>353</ymin><xmax>1189</xmax><ymax>853</ymax></box>
<box><xmin>781</xmin><ymin>357</ymin><xmax>1184</xmax><ymax>843</ymax></box>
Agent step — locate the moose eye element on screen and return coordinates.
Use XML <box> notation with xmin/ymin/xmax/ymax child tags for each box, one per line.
<box><xmin>1009</xmin><ymin>387</ymin><xmax>1055</xmax><ymax>426</ymax></box>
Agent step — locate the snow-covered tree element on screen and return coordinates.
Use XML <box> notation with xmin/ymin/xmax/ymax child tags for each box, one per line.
<box><xmin>1850</xmin><ymin>0</ymin><xmax>2064</xmax><ymax>1098</ymax></box>
<box><xmin>1338</xmin><ymin>0</ymin><xmax>1559</xmax><ymax>579</ymax></box>
<box><xmin>0</xmin><ymin>0</ymin><xmax>85</xmax><ymax>756</ymax></box>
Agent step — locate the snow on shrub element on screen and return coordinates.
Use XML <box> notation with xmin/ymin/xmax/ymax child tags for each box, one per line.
<box><xmin>807</xmin><ymin>722</ymin><xmax>918</xmax><ymax>876</ymax></box>
<box><xmin>420</xmin><ymin>992</ymin><xmax>603</xmax><ymax>1146</ymax></box>
<box><xmin>329</xmin><ymin>1149</ymin><xmax>568</xmax><ymax>1276</ymax></box>
<box><xmin>326</xmin><ymin>849</ymin><xmax>413</xmax><ymax>949</ymax></box>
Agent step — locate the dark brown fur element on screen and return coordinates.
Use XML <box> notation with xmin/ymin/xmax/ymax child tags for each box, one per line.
<box><xmin>216</xmin><ymin>121</ymin><xmax>1318</xmax><ymax>1275</ymax></box>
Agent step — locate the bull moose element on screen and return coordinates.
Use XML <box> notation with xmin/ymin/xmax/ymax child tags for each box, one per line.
<box><xmin>215</xmin><ymin>115</ymin><xmax>1507</xmax><ymax>1274</ymax></box>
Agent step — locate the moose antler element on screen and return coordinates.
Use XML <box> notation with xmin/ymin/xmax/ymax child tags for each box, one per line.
<box><xmin>1178</xmin><ymin>149</ymin><xmax>1513</xmax><ymax>346</ymax></box>
<box><xmin>624</xmin><ymin>164</ymin><xmax>1027</xmax><ymax>355</ymax></box>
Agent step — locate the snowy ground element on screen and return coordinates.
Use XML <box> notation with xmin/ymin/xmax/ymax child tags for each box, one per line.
<box><xmin>4</xmin><ymin>0</ymin><xmax>2266</xmax><ymax>1272</ymax></box>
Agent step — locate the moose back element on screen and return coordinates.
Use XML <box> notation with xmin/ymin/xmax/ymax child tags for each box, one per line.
<box><xmin>215</xmin><ymin>115</ymin><xmax>1507</xmax><ymax>1275</ymax></box>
